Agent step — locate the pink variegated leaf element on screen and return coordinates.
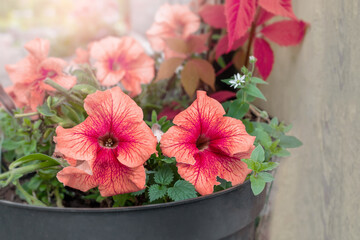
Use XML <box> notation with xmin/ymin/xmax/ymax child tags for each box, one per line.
<box><xmin>258</xmin><ymin>0</ymin><xmax>297</xmax><ymax>20</ymax></box>
<box><xmin>225</xmin><ymin>0</ymin><xmax>256</xmax><ymax>52</ymax></box>
<box><xmin>256</xmin><ymin>8</ymin><xmax>275</xmax><ymax>26</ymax></box>
<box><xmin>199</xmin><ymin>4</ymin><xmax>227</xmax><ymax>29</ymax></box>
<box><xmin>253</xmin><ymin>38</ymin><xmax>274</xmax><ymax>80</ymax></box>
<box><xmin>261</xmin><ymin>20</ymin><xmax>307</xmax><ymax>46</ymax></box>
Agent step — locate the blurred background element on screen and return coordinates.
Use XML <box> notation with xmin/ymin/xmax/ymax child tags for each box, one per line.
<box><xmin>1</xmin><ymin>0</ymin><xmax>359</xmax><ymax>239</ymax></box>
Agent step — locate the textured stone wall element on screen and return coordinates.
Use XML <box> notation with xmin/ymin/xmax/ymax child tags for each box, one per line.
<box><xmin>257</xmin><ymin>0</ymin><xmax>360</xmax><ymax>239</ymax></box>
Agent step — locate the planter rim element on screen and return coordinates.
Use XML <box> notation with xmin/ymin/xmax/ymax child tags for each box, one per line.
<box><xmin>0</xmin><ymin>180</ymin><xmax>250</xmax><ymax>212</ymax></box>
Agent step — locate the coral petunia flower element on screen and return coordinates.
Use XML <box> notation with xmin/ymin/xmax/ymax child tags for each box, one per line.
<box><xmin>73</xmin><ymin>47</ymin><xmax>90</xmax><ymax>65</ymax></box>
<box><xmin>146</xmin><ymin>3</ymin><xmax>200</xmax><ymax>58</ymax></box>
<box><xmin>55</xmin><ymin>87</ymin><xmax>157</xmax><ymax>196</ymax></box>
<box><xmin>90</xmin><ymin>36</ymin><xmax>155</xmax><ymax>96</ymax></box>
<box><xmin>160</xmin><ymin>91</ymin><xmax>255</xmax><ymax>195</ymax></box>
<box><xmin>5</xmin><ymin>38</ymin><xmax>76</xmax><ymax>111</ymax></box>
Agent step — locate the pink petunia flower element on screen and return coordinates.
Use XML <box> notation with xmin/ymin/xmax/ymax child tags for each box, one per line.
<box><xmin>146</xmin><ymin>3</ymin><xmax>200</xmax><ymax>58</ymax></box>
<box><xmin>90</xmin><ymin>36</ymin><xmax>155</xmax><ymax>96</ymax></box>
<box><xmin>160</xmin><ymin>91</ymin><xmax>255</xmax><ymax>195</ymax></box>
<box><xmin>55</xmin><ymin>87</ymin><xmax>157</xmax><ymax>196</ymax></box>
<box><xmin>73</xmin><ymin>47</ymin><xmax>90</xmax><ymax>65</ymax></box>
<box><xmin>5</xmin><ymin>38</ymin><xmax>76</xmax><ymax>111</ymax></box>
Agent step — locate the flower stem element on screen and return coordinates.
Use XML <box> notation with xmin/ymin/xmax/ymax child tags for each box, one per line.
<box><xmin>14</xmin><ymin>112</ymin><xmax>39</xmax><ymax>118</ymax></box>
<box><xmin>0</xmin><ymin>161</ymin><xmax>59</xmax><ymax>180</ymax></box>
<box><xmin>44</xmin><ymin>78</ymin><xmax>83</xmax><ymax>105</ymax></box>
<box><xmin>216</xmin><ymin>61</ymin><xmax>233</xmax><ymax>77</ymax></box>
<box><xmin>54</xmin><ymin>188</ymin><xmax>64</xmax><ymax>208</ymax></box>
<box><xmin>244</xmin><ymin>8</ymin><xmax>261</xmax><ymax>68</ymax></box>
<box><xmin>15</xmin><ymin>180</ymin><xmax>46</xmax><ymax>206</ymax></box>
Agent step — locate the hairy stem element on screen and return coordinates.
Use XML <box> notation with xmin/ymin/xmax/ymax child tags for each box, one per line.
<box><xmin>244</xmin><ymin>8</ymin><xmax>261</xmax><ymax>67</ymax></box>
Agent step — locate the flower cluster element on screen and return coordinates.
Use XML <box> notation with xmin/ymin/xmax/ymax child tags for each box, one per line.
<box><xmin>0</xmin><ymin>1</ymin><xmax>304</xmax><ymax>207</ymax></box>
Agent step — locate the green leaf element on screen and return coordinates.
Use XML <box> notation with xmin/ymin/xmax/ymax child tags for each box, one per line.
<box><xmin>257</xmin><ymin>172</ymin><xmax>274</xmax><ymax>182</ymax></box>
<box><xmin>279</xmin><ymin>135</ymin><xmax>303</xmax><ymax>148</ymax></box>
<box><xmin>159</xmin><ymin>157</ymin><xmax>176</xmax><ymax>164</ymax></box>
<box><xmin>71</xmin><ymin>84</ymin><xmax>97</xmax><ymax>95</ymax></box>
<box><xmin>251</xmin><ymin>128</ymin><xmax>272</xmax><ymax>149</ymax></box>
<box><xmin>270</xmin><ymin>117</ymin><xmax>279</xmax><ymax>128</ymax></box>
<box><xmin>260</xmin><ymin>162</ymin><xmax>279</xmax><ymax>171</ymax></box>
<box><xmin>250</xmin><ymin>175</ymin><xmax>266</xmax><ymax>196</ymax></box>
<box><xmin>274</xmin><ymin>148</ymin><xmax>291</xmax><ymax>157</ymax></box>
<box><xmin>243</xmin><ymin>84</ymin><xmax>266</xmax><ymax>101</ymax></box>
<box><xmin>148</xmin><ymin>184</ymin><xmax>167</xmax><ymax>202</ymax></box>
<box><xmin>242</xmin><ymin>158</ymin><xmax>256</xmax><ymax>170</ymax></box>
<box><xmin>227</xmin><ymin>100</ymin><xmax>249</xmax><ymax>119</ymax></box>
<box><xmin>112</xmin><ymin>194</ymin><xmax>129</xmax><ymax>207</ymax></box>
<box><xmin>221</xmin><ymin>79</ymin><xmax>232</xmax><ymax>85</ymax></box>
<box><xmin>130</xmin><ymin>189</ymin><xmax>145</xmax><ymax>196</ymax></box>
<box><xmin>9</xmin><ymin>153</ymin><xmax>61</xmax><ymax>170</ymax></box>
<box><xmin>217</xmin><ymin>57</ymin><xmax>226</xmax><ymax>68</ymax></box>
<box><xmin>222</xmin><ymin>101</ymin><xmax>231</xmax><ymax>112</ymax></box>
<box><xmin>283</xmin><ymin>123</ymin><xmax>293</xmax><ymax>133</ymax></box>
<box><xmin>167</xmin><ymin>180</ymin><xmax>197</xmax><ymax>201</ymax></box>
<box><xmin>251</xmin><ymin>145</ymin><xmax>265</xmax><ymax>162</ymax></box>
<box><xmin>37</xmin><ymin>103</ymin><xmax>55</xmax><ymax>117</ymax></box>
<box><xmin>151</xmin><ymin>110</ymin><xmax>157</xmax><ymax>123</ymax></box>
<box><xmin>251</xmin><ymin>77</ymin><xmax>268</xmax><ymax>84</ymax></box>
<box><xmin>154</xmin><ymin>166</ymin><xmax>174</xmax><ymax>185</ymax></box>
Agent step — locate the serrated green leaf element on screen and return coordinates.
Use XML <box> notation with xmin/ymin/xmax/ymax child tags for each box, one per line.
<box><xmin>250</xmin><ymin>175</ymin><xmax>266</xmax><ymax>196</ymax></box>
<box><xmin>167</xmin><ymin>180</ymin><xmax>197</xmax><ymax>201</ymax></box>
<box><xmin>226</xmin><ymin>100</ymin><xmax>249</xmax><ymax>119</ymax></box>
<box><xmin>251</xmin><ymin>145</ymin><xmax>265</xmax><ymax>162</ymax></box>
<box><xmin>251</xmin><ymin>77</ymin><xmax>268</xmax><ymax>84</ymax></box>
<box><xmin>154</xmin><ymin>166</ymin><xmax>174</xmax><ymax>185</ymax></box>
<box><xmin>257</xmin><ymin>172</ymin><xmax>274</xmax><ymax>182</ymax></box>
<box><xmin>251</xmin><ymin>128</ymin><xmax>272</xmax><ymax>149</ymax></box>
<box><xmin>261</xmin><ymin>162</ymin><xmax>279</xmax><ymax>171</ymax></box>
<box><xmin>279</xmin><ymin>135</ymin><xmax>303</xmax><ymax>148</ymax></box>
<box><xmin>130</xmin><ymin>189</ymin><xmax>145</xmax><ymax>196</ymax></box>
<box><xmin>149</xmin><ymin>184</ymin><xmax>167</xmax><ymax>202</ymax></box>
<box><xmin>242</xmin><ymin>158</ymin><xmax>256</xmax><ymax>170</ymax></box>
<box><xmin>243</xmin><ymin>84</ymin><xmax>266</xmax><ymax>101</ymax></box>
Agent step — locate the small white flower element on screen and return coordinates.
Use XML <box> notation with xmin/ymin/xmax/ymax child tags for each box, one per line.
<box><xmin>229</xmin><ymin>73</ymin><xmax>245</xmax><ymax>89</ymax></box>
<box><xmin>249</xmin><ymin>56</ymin><xmax>256</xmax><ymax>63</ymax></box>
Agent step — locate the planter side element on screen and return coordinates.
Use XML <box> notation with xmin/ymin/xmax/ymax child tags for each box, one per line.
<box><xmin>0</xmin><ymin>181</ymin><xmax>265</xmax><ymax>240</ymax></box>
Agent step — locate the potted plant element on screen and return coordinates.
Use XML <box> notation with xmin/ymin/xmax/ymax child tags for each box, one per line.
<box><xmin>0</xmin><ymin>1</ymin><xmax>305</xmax><ymax>239</ymax></box>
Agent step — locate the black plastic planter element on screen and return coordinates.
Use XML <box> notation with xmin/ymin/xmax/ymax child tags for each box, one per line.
<box><xmin>0</xmin><ymin>181</ymin><xmax>266</xmax><ymax>240</ymax></box>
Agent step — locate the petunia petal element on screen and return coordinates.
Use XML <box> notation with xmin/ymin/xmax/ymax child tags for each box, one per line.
<box><xmin>208</xmin><ymin>116</ymin><xmax>256</xmax><ymax>156</ymax></box>
<box><xmin>57</xmin><ymin>166</ymin><xmax>97</xmax><ymax>192</ymax></box>
<box><xmin>177</xmin><ymin>150</ymin><xmax>221</xmax><ymax>195</ymax></box>
<box><xmin>93</xmin><ymin>150</ymin><xmax>146</xmax><ymax>196</ymax></box>
<box><xmin>24</xmin><ymin>38</ymin><xmax>50</xmax><ymax>60</ymax></box>
<box><xmin>161</xmin><ymin>126</ymin><xmax>198</xmax><ymax>165</ymax></box>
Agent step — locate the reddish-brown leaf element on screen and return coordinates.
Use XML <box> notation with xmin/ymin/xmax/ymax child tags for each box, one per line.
<box><xmin>225</xmin><ymin>0</ymin><xmax>256</xmax><ymax>51</ymax></box>
<box><xmin>165</xmin><ymin>38</ymin><xmax>189</xmax><ymax>54</ymax></box>
<box><xmin>199</xmin><ymin>4</ymin><xmax>227</xmax><ymax>29</ymax></box>
<box><xmin>258</xmin><ymin>0</ymin><xmax>297</xmax><ymax>20</ymax></box>
<box><xmin>187</xmin><ymin>34</ymin><xmax>210</xmax><ymax>54</ymax></box>
<box><xmin>190</xmin><ymin>59</ymin><xmax>216</xmax><ymax>90</ymax></box>
<box><xmin>209</xmin><ymin>91</ymin><xmax>236</xmax><ymax>103</ymax></box>
<box><xmin>155</xmin><ymin>58</ymin><xmax>184</xmax><ymax>82</ymax></box>
<box><xmin>181</xmin><ymin>61</ymin><xmax>200</xmax><ymax>97</ymax></box>
<box><xmin>261</xmin><ymin>20</ymin><xmax>307</xmax><ymax>46</ymax></box>
<box><xmin>253</xmin><ymin>38</ymin><xmax>274</xmax><ymax>80</ymax></box>
<box><xmin>232</xmin><ymin>49</ymin><xmax>246</xmax><ymax>71</ymax></box>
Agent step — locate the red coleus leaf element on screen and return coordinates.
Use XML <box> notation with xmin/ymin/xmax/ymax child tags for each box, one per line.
<box><xmin>258</xmin><ymin>0</ymin><xmax>297</xmax><ymax>20</ymax></box>
<box><xmin>158</xmin><ymin>101</ymin><xmax>184</xmax><ymax>120</ymax></box>
<box><xmin>253</xmin><ymin>38</ymin><xmax>274</xmax><ymax>80</ymax></box>
<box><xmin>199</xmin><ymin>4</ymin><xmax>227</xmax><ymax>29</ymax></box>
<box><xmin>261</xmin><ymin>20</ymin><xmax>307</xmax><ymax>46</ymax></box>
<box><xmin>225</xmin><ymin>0</ymin><xmax>256</xmax><ymax>51</ymax></box>
<box><xmin>215</xmin><ymin>33</ymin><xmax>249</xmax><ymax>59</ymax></box>
<box><xmin>209</xmin><ymin>91</ymin><xmax>236</xmax><ymax>103</ymax></box>
<box><xmin>256</xmin><ymin>8</ymin><xmax>274</xmax><ymax>26</ymax></box>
